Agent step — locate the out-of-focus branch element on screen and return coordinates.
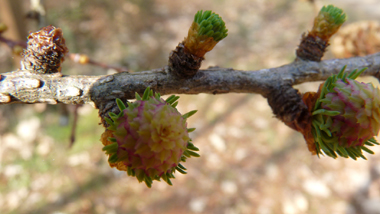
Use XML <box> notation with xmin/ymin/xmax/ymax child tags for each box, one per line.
<box><xmin>0</xmin><ymin>35</ymin><xmax>26</xmax><ymax>49</ymax></box>
<box><xmin>0</xmin><ymin>52</ymin><xmax>379</xmax><ymax>108</ymax></box>
<box><xmin>27</xmin><ymin>0</ymin><xmax>47</xmax><ymax>28</ymax></box>
<box><xmin>68</xmin><ymin>53</ymin><xmax>129</xmax><ymax>73</ymax></box>
<box><xmin>69</xmin><ymin>104</ymin><xmax>82</xmax><ymax>148</ymax></box>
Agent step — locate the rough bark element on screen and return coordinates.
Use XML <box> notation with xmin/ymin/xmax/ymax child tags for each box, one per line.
<box><xmin>0</xmin><ymin>52</ymin><xmax>379</xmax><ymax>111</ymax></box>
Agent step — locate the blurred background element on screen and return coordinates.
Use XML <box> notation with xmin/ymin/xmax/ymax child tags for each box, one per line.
<box><xmin>1</xmin><ymin>0</ymin><xmax>380</xmax><ymax>213</ymax></box>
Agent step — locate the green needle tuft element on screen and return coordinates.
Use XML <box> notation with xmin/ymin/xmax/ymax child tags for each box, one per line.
<box><xmin>320</xmin><ymin>5</ymin><xmax>346</xmax><ymax>25</ymax></box>
<box><xmin>193</xmin><ymin>10</ymin><xmax>228</xmax><ymax>41</ymax></box>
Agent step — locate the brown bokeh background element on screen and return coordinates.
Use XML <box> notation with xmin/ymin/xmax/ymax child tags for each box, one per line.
<box><xmin>1</xmin><ymin>0</ymin><xmax>380</xmax><ymax>213</ymax></box>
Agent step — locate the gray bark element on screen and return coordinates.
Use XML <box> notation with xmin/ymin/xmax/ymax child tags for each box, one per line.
<box><xmin>1</xmin><ymin>52</ymin><xmax>379</xmax><ymax>110</ymax></box>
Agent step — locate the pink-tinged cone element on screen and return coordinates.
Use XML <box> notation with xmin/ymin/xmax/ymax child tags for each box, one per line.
<box><xmin>101</xmin><ymin>88</ymin><xmax>199</xmax><ymax>187</ymax></box>
<box><xmin>322</xmin><ymin>79</ymin><xmax>380</xmax><ymax>147</ymax></box>
<box><xmin>311</xmin><ymin>66</ymin><xmax>380</xmax><ymax>159</ymax></box>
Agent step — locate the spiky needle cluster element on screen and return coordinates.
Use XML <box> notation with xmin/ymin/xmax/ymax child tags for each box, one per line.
<box><xmin>311</xmin><ymin>66</ymin><xmax>380</xmax><ymax>160</ymax></box>
<box><xmin>311</xmin><ymin>5</ymin><xmax>346</xmax><ymax>41</ymax></box>
<box><xmin>296</xmin><ymin>5</ymin><xmax>346</xmax><ymax>61</ymax></box>
<box><xmin>184</xmin><ymin>10</ymin><xmax>228</xmax><ymax>57</ymax></box>
<box><xmin>102</xmin><ymin>88</ymin><xmax>199</xmax><ymax>187</ymax></box>
<box><xmin>193</xmin><ymin>10</ymin><xmax>228</xmax><ymax>42</ymax></box>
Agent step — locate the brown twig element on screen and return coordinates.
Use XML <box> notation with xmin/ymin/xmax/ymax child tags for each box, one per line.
<box><xmin>69</xmin><ymin>104</ymin><xmax>82</xmax><ymax>148</ymax></box>
<box><xmin>87</xmin><ymin>57</ymin><xmax>129</xmax><ymax>73</ymax></box>
<box><xmin>0</xmin><ymin>34</ymin><xmax>27</xmax><ymax>49</ymax></box>
<box><xmin>68</xmin><ymin>53</ymin><xmax>129</xmax><ymax>73</ymax></box>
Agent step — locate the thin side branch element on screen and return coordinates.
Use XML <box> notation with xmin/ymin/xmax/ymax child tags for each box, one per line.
<box><xmin>1</xmin><ymin>52</ymin><xmax>380</xmax><ymax>109</ymax></box>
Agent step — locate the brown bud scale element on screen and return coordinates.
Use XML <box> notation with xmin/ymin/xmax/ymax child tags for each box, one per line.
<box><xmin>296</xmin><ymin>33</ymin><xmax>328</xmax><ymax>62</ymax></box>
<box><xmin>267</xmin><ymin>84</ymin><xmax>315</xmax><ymax>153</ymax></box>
<box><xmin>168</xmin><ymin>42</ymin><xmax>203</xmax><ymax>78</ymax></box>
<box><xmin>21</xmin><ymin>25</ymin><xmax>68</xmax><ymax>74</ymax></box>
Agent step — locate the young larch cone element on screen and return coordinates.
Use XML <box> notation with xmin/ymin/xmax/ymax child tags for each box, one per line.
<box><xmin>101</xmin><ymin>88</ymin><xmax>199</xmax><ymax>187</ymax></box>
<box><xmin>304</xmin><ymin>66</ymin><xmax>380</xmax><ymax>159</ymax></box>
<box><xmin>21</xmin><ymin>25</ymin><xmax>68</xmax><ymax>74</ymax></box>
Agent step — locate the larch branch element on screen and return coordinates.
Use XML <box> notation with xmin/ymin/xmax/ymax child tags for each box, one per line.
<box><xmin>0</xmin><ymin>52</ymin><xmax>379</xmax><ymax>110</ymax></box>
